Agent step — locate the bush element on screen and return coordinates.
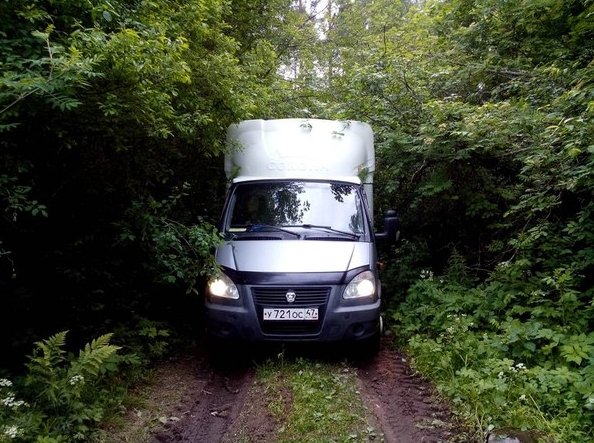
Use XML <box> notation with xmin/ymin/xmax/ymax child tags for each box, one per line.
<box><xmin>395</xmin><ymin>268</ymin><xmax>594</xmax><ymax>442</ymax></box>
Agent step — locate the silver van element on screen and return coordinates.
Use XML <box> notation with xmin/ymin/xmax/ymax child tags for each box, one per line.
<box><xmin>205</xmin><ymin>119</ymin><xmax>398</xmax><ymax>348</ymax></box>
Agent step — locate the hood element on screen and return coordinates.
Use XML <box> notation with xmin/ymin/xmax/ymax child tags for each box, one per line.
<box><xmin>215</xmin><ymin>240</ymin><xmax>371</xmax><ymax>273</ymax></box>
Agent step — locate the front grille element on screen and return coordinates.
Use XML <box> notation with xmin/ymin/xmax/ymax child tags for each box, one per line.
<box><xmin>253</xmin><ymin>287</ymin><xmax>330</xmax><ymax>306</ymax></box>
<box><xmin>252</xmin><ymin>287</ymin><xmax>330</xmax><ymax>335</ymax></box>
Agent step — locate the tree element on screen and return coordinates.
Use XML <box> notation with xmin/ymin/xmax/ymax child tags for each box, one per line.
<box><xmin>0</xmin><ymin>0</ymin><xmax>284</xmax><ymax>363</ymax></box>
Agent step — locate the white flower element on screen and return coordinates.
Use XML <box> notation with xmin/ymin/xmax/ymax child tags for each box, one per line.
<box><xmin>1</xmin><ymin>393</ymin><xmax>27</xmax><ymax>409</ymax></box>
<box><xmin>497</xmin><ymin>371</ymin><xmax>505</xmax><ymax>379</ymax></box>
<box><xmin>69</xmin><ymin>375</ymin><xmax>85</xmax><ymax>386</ymax></box>
<box><xmin>3</xmin><ymin>425</ymin><xmax>20</xmax><ymax>439</ymax></box>
<box><xmin>519</xmin><ymin>394</ymin><xmax>527</xmax><ymax>401</ymax></box>
<box><xmin>0</xmin><ymin>379</ymin><xmax>12</xmax><ymax>387</ymax></box>
<box><xmin>515</xmin><ymin>363</ymin><xmax>527</xmax><ymax>371</ymax></box>
<box><xmin>1</xmin><ymin>394</ymin><xmax>15</xmax><ymax>407</ymax></box>
<box><xmin>419</xmin><ymin>269</ymin><xmax>434</xmax><ymax>280</ymax></box>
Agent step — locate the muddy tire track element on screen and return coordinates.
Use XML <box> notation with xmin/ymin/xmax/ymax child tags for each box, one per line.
<box><xmin>357</xmin><ymin>338</ymin><xmax>465</xmax><ymax>443</ymax></box>
<box><xmin>144</xmin><ymin>341</ymin><xmax>468</xmax><ymax>443</ymax></box>
<box><xmin>150</xmin><ymin>350</ymin><xmax>255</xmax><ymax>443</ymax></box>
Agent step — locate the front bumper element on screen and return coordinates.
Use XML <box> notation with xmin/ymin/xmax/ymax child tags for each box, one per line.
<box><xmin>205</xmin><ymin>277</ymin><xmax>381</xmax><ymax>342</ymax></box>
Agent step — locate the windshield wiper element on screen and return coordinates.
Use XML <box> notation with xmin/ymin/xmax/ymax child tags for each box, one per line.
<box><xmin>290</xmin><ymin>224</ymin><xmax>360</xmax><ymax>239</ymax></box>
<box><xmin>245</xmin><ymin>224</ymin><xmax>301</xmax><ymax>238</ymax></box>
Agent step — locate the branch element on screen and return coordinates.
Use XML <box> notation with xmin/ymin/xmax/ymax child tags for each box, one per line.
<box><xmin>1</xmin><ymin>34</ymin><xmax>55</xmax><ymax>116</ymax></box>
<box><xmin>0</xmin><ymin>88</ymin><xmax>41</xmax><ymax>115</ymax></box>
<box><xmin>402</xmin><ymin>69</ymin><xmax>423</xmax><ymax>106</ymax></box>
<box><xmin>410</xmin><ymin>159</ymin><xmax>429</xmax><ymax>184</ymax></box>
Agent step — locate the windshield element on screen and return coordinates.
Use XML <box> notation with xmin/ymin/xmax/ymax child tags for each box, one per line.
<box><xmin>225</xmin><ymin>181</ymin><xmax>366</xmax><ymax>236</ymax></box>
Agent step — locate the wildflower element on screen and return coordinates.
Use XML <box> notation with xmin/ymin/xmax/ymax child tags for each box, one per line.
<box><xmin>420</xmin><ymin>269</ymin><xmax>434</xmax><ymax>280</ymax></box>
<box><xmin>497</xmin><ymin>371</ymin><xmax>505</xmax><ymax>379</ymax></box>
<box><xmin>3</xmin><ymin>425</ymin><xmax>20</xmax><ymax>439</ymax></box>
<box><xmin>69</xmin><ymin>375</ymin><xmax>85</xmax><ymax>386</ymax></box>
<box><xmin>1</xmin><ymin>393</ymin><xmax>26</xmax><ymax>409</ymax></box>
<box><xmin>0</xmin><ymin>379</ymin><xmax>12</xmax><ymax>387</ymax></box>
<box><xmin>515</xmin><ymin>363</ymin><xmax>527</xmax><ymax>371</ymax></box>
<box><xmin>519</xmin><ymin>394</ymin><xmax>527</xmax><ymax>401</ymax></box>
<box><xmin>1</xmin><ymin>393</ymin><xmax>15</xmax><ymax>407</ymax></box>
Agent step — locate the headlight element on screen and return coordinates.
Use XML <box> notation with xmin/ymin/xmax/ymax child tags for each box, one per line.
<box><xmin>343</xmin><ymin>270</ymin><xmax>376</xmax><ymax>299</ymax></box>
<box><xmin>208</xmin><ymin>273</ymin><xmax>239</xmax><ymax>299</ymax></box>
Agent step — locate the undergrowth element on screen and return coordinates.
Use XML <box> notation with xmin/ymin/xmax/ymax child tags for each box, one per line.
<box><xmin>393</xmin><ymin>258</ymin><xmax>594</xmax><ymax>443</ymax></box>
<box><xmin>0</xmin><ymin>319</ymin><xmax>173</xmax><ymax>442</ymax></box>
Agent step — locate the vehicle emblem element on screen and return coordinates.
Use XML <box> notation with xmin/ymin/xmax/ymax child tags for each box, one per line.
<box><xmin>285</xmin><ymin>290</ymin><xmax>297</xmax><ymax>303</ymax></box>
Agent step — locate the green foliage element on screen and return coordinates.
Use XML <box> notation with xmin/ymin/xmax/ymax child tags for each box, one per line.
<box><xmin>0</xmin><ymin>331</ymin><xmax>124</xmax><ymax>442</ymax></box>
<box><xmin>118</xmin><ymin>184</ymin><xmax>222</xmax><ymax>293</ymax></box>
<box><xmin>113</xmin><ymin>318</ymin><xmax>174</xmax><ymax>365</ymax></box>
<box><xmin>398</xmin><ymin>275</ymin><xmax>594</xmax><ymax>441</ymax></box>
<box><xmin>350</xmin><ymin>1</ymin><xmax>594</xmax><ymax>440</ymax></box>
<box><xmin>0</xmin><ymin>0</ymin><xmax>282</xmax><ymax>366</ymax></box>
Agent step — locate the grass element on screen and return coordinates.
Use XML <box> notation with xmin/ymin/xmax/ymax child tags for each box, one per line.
<box><xmin>257</xmin><ymin>356</ymin><xmax>379</xmax><ymax>442</ymax></box>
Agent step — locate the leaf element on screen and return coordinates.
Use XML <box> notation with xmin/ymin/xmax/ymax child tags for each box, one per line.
<box><xmin>71</xmin><ymin>333</ymin><xmax>121</xmax><ymax>377</ymax></box>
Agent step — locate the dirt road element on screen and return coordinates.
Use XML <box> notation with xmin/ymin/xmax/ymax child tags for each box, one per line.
<box><xmin>111</xmin><ymin>339</ymin><xmax>468</xmax><ymax>443</ymax></box>
<box><xmin>356</xmin><ymin>344</ymin><xmax>461</xmax><ymax>442</ymax></box>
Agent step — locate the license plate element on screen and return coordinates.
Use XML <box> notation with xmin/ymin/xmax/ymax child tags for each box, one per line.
<box><xmin>263</xmin><ymin>308</ymin><xmax>318</xmax><ymax>321</ymax></box>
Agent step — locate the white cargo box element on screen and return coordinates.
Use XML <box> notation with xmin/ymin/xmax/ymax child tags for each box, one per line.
<box><xmin>225</xmin><ymin>119</ymin><xmax>374</xmax><ymax>184</ymax></box>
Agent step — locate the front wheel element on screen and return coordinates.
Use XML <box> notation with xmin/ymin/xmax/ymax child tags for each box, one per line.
<box><xmin>350</xmin><ymin>316</ymin><xmax>382</xmax><ymax>361</ymax></box>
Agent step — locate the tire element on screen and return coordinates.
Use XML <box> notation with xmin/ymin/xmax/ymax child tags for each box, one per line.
<box><xmin>350</xmin><ymin>317</ymin><xmax>382</xmax><ymax>361</ymax></box>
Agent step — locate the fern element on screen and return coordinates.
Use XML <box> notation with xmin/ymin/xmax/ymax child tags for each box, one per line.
<box><xmin>16</xmin><ymin>331</ymin><xmax>125</xmax><ymax>440</ymax></box>
<box><xmin>69</xmin><ymin>333</ymin><xmax>121</xmax><ymax>378</ymax></box>
<box><xmin>26</xmin><ymin>331</ymin><xmax>68</xmax><ymax>377</ymax></box>
<box><xmin>25</xmin><ymin>331</ymin><xmax>69</xmax><ymax>406</ymax></box>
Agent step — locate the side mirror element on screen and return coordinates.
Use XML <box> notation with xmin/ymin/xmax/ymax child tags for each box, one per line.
<box><xmin>375</xmin><ymin>209</ymin><xmax>400</xmax><ymax>244</ymax></box>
